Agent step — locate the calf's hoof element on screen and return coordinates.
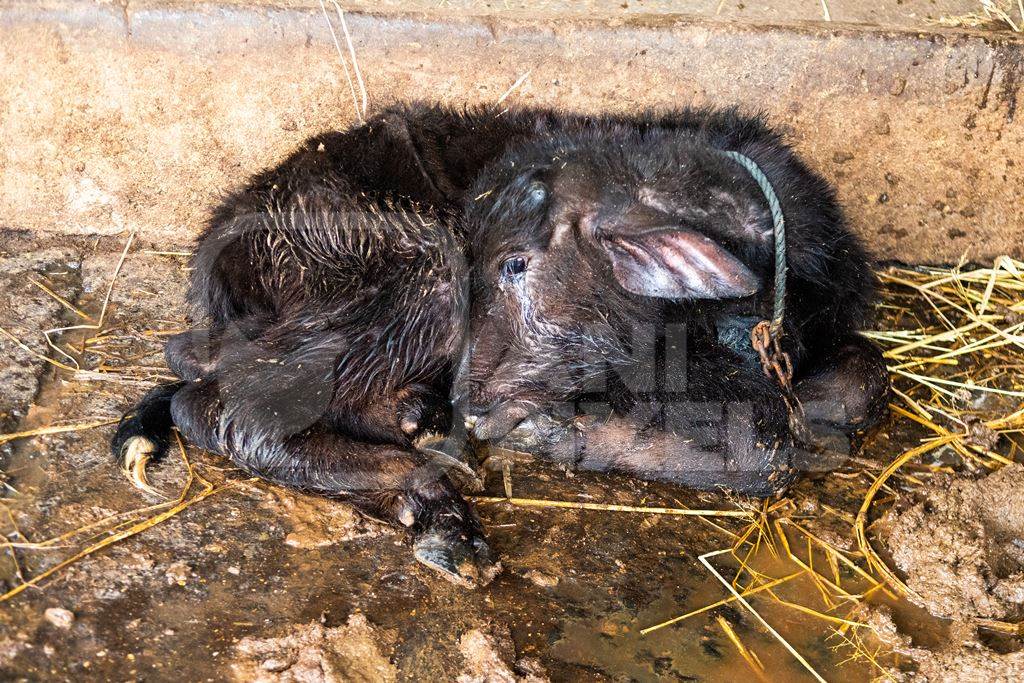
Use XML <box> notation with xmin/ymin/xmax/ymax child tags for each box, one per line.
<box><xmin>413</xmin><ymin>526</ymin><xmax>500</xmax><ymax>588</ymax></box>
<box><xmin>403</xmin><ymin>486</ymin><xmax>500</xmax><ymax>588</ymax></box>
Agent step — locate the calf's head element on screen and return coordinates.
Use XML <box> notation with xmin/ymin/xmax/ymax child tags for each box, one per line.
<box><xmin>453</xmin><ymin>134</ymin><xmax>775</xmax><ymax>440</ymax></box>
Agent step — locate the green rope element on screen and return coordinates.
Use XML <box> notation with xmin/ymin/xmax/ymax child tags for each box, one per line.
<box><xmin>719</xmin><ymin>150</ymin><xmax>787</xmax><ymax>336</ymax></box>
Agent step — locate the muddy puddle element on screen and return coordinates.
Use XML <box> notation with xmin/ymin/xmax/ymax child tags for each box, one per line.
<box><xmin>0</xmin><ymin>241</ymin><xmax>1022</xmax><ymax>681</ymax></box>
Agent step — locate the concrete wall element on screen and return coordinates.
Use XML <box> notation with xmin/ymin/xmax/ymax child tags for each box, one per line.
<box><xmin>1</xmin><ymin>1</ymin><xmax>1022</xmax><ymax>261</ymax></box>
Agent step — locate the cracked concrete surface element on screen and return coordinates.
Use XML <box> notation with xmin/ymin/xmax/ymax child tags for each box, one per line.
<box><xmin>0</xmin><ymin>238</ymin><xmax>83</xmax><ymax>434</ymax></box>
<box><xmin>1</xmin><ymin>1</ymin><xmax>1023</xmax><ymax>263</ymax></box>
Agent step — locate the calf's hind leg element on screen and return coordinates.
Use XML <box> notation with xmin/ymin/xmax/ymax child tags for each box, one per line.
<box><xmin>112</xmin><ymin>328</ymin><xmax>224</xmax><ymax>480</ymax></box>
<box><xmin>164</xmin><ymin>329</ymin><xmax>220</xmax><ymax>381</ymax></box>
<box><xmin>170</xmin><ymin>377</ymin><xmax>497</xmax><ymax>587</ymax></box>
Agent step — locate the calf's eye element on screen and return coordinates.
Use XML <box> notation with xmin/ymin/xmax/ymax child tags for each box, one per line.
<box><xmin>526</xmin><ymin>182</ymin><xmax>547</xmax><ymax>205</ymax></box>
<box><xmin>500</xmin><ymin>257</ymin><xmax>527</xmax><ymax>280</ymax></box>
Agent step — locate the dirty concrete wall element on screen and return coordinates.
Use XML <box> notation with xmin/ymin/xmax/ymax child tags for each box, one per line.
<box><xmin>1</xmin><ymin>1</ymin><xmax>1022</xmax><ymax>262</ymax></box>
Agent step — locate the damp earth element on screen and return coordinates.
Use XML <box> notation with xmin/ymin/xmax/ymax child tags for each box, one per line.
<box><xmin>1</xmin><ymin>232</ymin><xmax>1022</xmax><ymax>681</ymax></box>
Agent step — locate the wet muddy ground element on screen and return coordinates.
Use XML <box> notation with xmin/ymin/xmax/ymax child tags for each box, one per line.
<box><xmin>0</xmin><ymin>231</ymin><xmax>1021</xmax><ymax>681</ymax></box>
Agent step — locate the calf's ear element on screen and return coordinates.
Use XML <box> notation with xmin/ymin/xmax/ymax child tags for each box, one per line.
<box><xmin>599</xmin><ymin>225</ymin><xmax>760</xmax><ymax>300</ymax></box>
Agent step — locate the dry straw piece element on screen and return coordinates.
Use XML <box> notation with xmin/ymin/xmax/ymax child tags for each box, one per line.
<box><xmin>939</xmin><ymin>0</ymin><xmax>1024</xmax><ymax>31</ymax></box>
<box><xmin>470</xmin><ymin>495</ymin><xmax>753</xmax><ymax>518</ymax></box>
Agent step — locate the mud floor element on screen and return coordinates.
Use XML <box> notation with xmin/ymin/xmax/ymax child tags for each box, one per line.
<box><xmin>851</xmin><ymin>606</ymin><xmax>1024</xmax><ymax>683</ymax></box>
<box><xmin>0</xmin><ymin>231</ymin><xmax>1022</xmax><ymax>681</ymax></box>
<box><xmin>882</xmin><ymin>465</ymin><xmax>1024</xmax><ymax>623</ymax></box>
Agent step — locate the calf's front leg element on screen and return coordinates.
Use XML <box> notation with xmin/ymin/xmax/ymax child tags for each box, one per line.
<box><xmin>169</xmin><ymin>376</ymin><xmax>497</xmax><ymax>587</ymax></box>
<box><xmin>795</xmin><ymin>334</ymin><xmax>891</xmax><ymax>435</ymax></box>
<box><xmin>499</xmin><ymin>397</ymin><xmax>796</xmax><ymax>498</ymax></box>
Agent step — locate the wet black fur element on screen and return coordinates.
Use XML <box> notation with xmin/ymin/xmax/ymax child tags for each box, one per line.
<box><xmin>450</xmin><ymin>109</ymin><xmax>890</xmax><ymax>497</ymax></box>
<box><xmin>466</xmin><ymin>109</ymin><xmax>875</xmax><ymax>368</ymax></box>
<box><xmin>112</xmin><ymin>102</ymin><xmax>889</xmax><ymax>582</ymax></box>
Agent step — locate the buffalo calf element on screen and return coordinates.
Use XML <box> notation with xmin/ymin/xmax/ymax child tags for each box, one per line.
<box><xmin>112</xmin><ymin>103</ymin><xmax>890</xmax><ymax>587</ymax></box>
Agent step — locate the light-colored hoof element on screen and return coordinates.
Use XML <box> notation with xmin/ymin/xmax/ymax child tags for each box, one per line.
<box><xmin>119</xmin><ymin>436</ymin><xmax>163</xmax><ymax>497</ymax></box>
<box><xmin>419</xmin><ymin>447</ymin><xmax>483</xmax><ymax>492</ymax></box>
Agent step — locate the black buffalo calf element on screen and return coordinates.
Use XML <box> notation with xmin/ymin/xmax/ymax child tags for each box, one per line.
<box><xmin>113</xmin><ymin>103</ymin><xmax>532</xmax><ymax>586</ymax></box>
<box><xmin>112</xmin><ymin>103</ymin><xmax>889</xmax><ymax>587</ymax></box>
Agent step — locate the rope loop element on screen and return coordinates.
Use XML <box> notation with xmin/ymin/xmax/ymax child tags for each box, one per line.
<box><xmin>718</xmin><ymin>150</ymin><xmax>787</xmax><ymax>336</ymax></box>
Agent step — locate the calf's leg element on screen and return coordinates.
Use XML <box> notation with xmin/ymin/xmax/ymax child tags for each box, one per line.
<box><xmin>500</xmin><ymin>397</ymin><xmax>794</xmax><ymax>498</ymax></box>
<box><xmin>164</xmin><ymin>329</ymin><xmax>220</xmax><ymax>381</ymax></box>
<box><xmin>170</xmin><ymin>376</ymin><xmax>497</xmax><ymax>587</ymax></box>
<box><xmin>111</xmin><ymin>327</ymin><xmax>218</xmax><ymax>472</ymax></box>
<box><xmin>493</xmin><ymin>352</ymin><xmax>797</xmax><ymax>497</ymax></box>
